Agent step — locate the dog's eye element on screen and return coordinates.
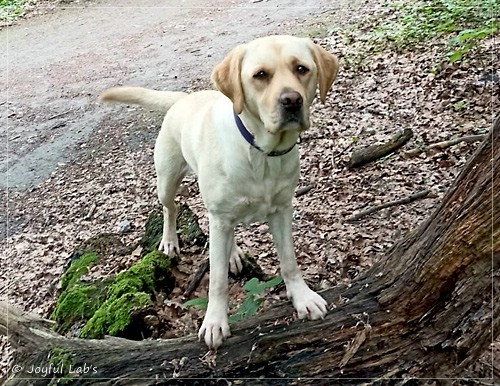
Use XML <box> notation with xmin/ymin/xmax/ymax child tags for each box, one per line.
<box><xmin>253</xmin><ymin>70</ymin><xmax>268</xmax><ymax>79</ymax></box>
<box><xmin>296</xmin><ymin>65</ymin><xmax>309</xmax><ymax>74</ymax></box>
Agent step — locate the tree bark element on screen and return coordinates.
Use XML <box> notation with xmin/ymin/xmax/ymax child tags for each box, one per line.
<box><xmin>2</xmin><ymin>117</ymin><xmax>499</xmax><ymax>385</ymax></box>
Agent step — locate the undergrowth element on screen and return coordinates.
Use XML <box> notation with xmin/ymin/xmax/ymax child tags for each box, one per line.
<box><xmin>0</xmin><ymin>0</ymin><xmax>27</xmax><ymax>21</ymax></box>
<box><xmin>344</xmin><ymin>0</ymin><xmax>498</xmax><ymax>67</ymax></box>
<box><xmin>184</xmin><ymin>276</ymin><xmax>283</xmax><ymax>324</ymax></box>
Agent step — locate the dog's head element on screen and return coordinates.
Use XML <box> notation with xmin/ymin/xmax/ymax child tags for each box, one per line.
<box><xmin>212</xmin><ymin>35</ymin><xmax>339</xmax><ymax>134</ymax></box>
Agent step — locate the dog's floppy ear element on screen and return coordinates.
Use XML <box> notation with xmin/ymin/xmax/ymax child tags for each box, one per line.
<box><xmin>309</xmin><ymin>40</ymin><xmax>339</xmax><ymax>104</ymax></box>
<box><xmin>212</xmin><ymin>45</ymin><xmax>246</xmax><ymax>114</ymax></box>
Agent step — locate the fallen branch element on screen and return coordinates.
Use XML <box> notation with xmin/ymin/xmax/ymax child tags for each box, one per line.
<box><xmin>348</xmin><ymin>128</ymin><xmax>413</xmax><ymax>168</ymax></box>
<box><xmin>344</xmin><ymin>189</ymin><xmax>432</xmax><ymax>222</ymax></box>
<box><xmin>183</xmin><ymin>258</ymin><xmax>209</xmax><ymax>297</ymax></box>
<box><xmin>48</xmin><ymin>109</ymin><xmax>72</xmax><ymax>120</ymax></box>
<box><xmin>404</xmin><ymin>135</ymin><xmax>485</xmax><ymax>157</ymax></box>
<box><xmin>295</xmin><ymin>185</ymin><xmax>314</xmax><ymax>197</ymax></box>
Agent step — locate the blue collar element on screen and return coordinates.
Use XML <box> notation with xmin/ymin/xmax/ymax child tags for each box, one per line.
<box><xmin>233</xmin><ymin>110</ymin><xmax>296</xmax><ymax>157</ymax></box>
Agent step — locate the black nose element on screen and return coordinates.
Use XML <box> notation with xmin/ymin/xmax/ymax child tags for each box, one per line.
<box><xmin>280</xmin><ymin>91</ymin><xmax>303</xmax><ymax>112</ymax></box>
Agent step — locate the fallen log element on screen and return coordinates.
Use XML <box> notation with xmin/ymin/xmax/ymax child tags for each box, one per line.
<box><xmin>2</xmin><ymin>117</ymin><xmax>499</xmax><ymax>385</ymax></box>
<box><xmin>348</xmin><ymin>128</ymin><xmax>413</xmax><ymax>168</ymax></box>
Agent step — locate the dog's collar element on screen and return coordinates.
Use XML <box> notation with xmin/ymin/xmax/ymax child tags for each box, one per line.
<box><xmin>233</xmin><ymin>110</ymin><xmax>295</xmax><ymax>157</ymax></box>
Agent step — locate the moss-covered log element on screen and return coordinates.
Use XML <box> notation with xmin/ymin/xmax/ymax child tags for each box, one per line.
<box><xmin>1</xmin><ymin>117</ymin><xmax>498</xmax><ymax>385</ymax></box>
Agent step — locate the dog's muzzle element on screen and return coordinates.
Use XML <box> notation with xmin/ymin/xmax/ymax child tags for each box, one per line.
<box><xmin>279</xmin><ymin>90</ymin><xmax>305</xmax><ymax>130</ymax></box>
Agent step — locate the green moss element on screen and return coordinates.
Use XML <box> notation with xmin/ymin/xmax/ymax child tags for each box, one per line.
<box><xmin>49</xmin><ymin>347</ymin><xmax>75</xmax><ymax>370</ymax></box>
<box><xmin>177</xmin><ymin>203</ymin><xmax>207</xmax><ymax>247</ymax></box>
<box><xmin>0</xmin><ymin>0</ymin><xmax>27</xmax><ymax>21</ymax></box>
<box><xmin>61</xmin><ymin>252</ymin><xmax>98</xmax><ymax>291</ymax></box>
<box><xmin>140</xmin><ymin>204</ymin><xmax>207</xmax><ymax>253</ymax></box>
<box><xmin>51</xmin><ymin>280</ymin><xmax>109</xmax><ymax>334</ymax></box>
<box><xmin>239</xmin><ymin>254</ymin><xmax>269</xmax><ymax>282</ymax></box>
<box><xmin>80</xmin><ymin>251</ymin><xmax>173</xmax><ymax>339</ymax></box>
<box><xmin>51</xmin><ymin>251</ymin><xmax>105</xmax><ymax>334</ymax></box>
<box><xmin>47</xmin><ymin>348</ymin><xmax>77</xmax><ymax>384</ymax></box>
<box><xmin>80</xmin><ymin>292</ymin><xmax>152</xmax><ymax>338</ymax></box>
<box><xmin>298</xmin><ymin>22</ymin><xmax>330</xmax><ymax>39</ymax></box>
<box><xmin>140</xmin><ymin>211</ymin><xmax>164</xmax><ymax>252</ymax></box>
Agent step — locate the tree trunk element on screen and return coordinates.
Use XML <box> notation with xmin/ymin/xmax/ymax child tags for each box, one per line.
<box><xmin>2</xmin><ymin>117</ymin><xmax>499</xmax><ymax>385</ymax></box>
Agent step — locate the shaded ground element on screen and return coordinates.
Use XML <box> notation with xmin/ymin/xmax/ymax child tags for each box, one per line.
<box><xmin>0</xmin><ymin>0</ymin><xmax>340</xmax><ymax>199</ymax></box>
<box><xmin>1</xmin><ymin>0</ymin><xmax>498</xmax><ymax>382</ymax></box>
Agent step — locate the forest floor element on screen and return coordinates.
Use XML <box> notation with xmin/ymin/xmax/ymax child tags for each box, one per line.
<box><xmin>1</xmin><ymin>0</ymin><xmax>498</xmax><ymax>382</ymax></box>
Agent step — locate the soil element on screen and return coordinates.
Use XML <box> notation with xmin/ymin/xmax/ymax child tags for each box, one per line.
<box><xmin>1</xmin><ymin>0</ymin><xmax>499</xmax><ymax>381</ymax></box>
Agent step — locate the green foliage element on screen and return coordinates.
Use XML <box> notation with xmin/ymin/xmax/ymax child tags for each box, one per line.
<box><xmin>229</xmin><ymin>276</ymin><xmax>283</xmax><ymax>323</ymax></box>
<box><xmin>346</xmin><ymin>0</ymin><xmax>498</xmax><ymax>66</ymax></box>
<box><xmin>0</xmin><ymin>0</ymin><xmax>26</xmax><ymax>21</ymax></box>
<box><xmin>183</xmin><ymin>276</ymin><xmax>284</xmax><ymax>323</ymax></box>
<box><xmin>453</xmin><ymin>99</ymin><xmax>467</xmax><ymax>110</ymax></box>
<box><xmin>183</xmin><ymin>297</ymin><xmax>209</xmax><ymax>310</ymax></box>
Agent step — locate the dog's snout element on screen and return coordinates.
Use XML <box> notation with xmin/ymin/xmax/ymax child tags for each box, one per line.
<box><xmin>280</xmin><ymin>91</ymin><xmax>303</xmax><ymax>112</ymax></box>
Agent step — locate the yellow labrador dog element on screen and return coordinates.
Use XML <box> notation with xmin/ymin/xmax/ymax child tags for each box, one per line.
<box><xmin>100</xmin><ymin>35</ymin><xmax>339</xmax><ymax>349</ymax></box>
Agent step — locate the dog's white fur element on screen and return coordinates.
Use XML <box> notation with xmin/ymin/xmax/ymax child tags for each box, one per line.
<box><xmin>100</xmin><ymin>35</ymin><xmax>339</xmax><ymax>349</ymax></box>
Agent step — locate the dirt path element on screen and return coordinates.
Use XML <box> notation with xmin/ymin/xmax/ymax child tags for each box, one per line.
<box><xmin>1</xmin><ymin>0</ymin><xmax>337</xmax><ymax>191</ymax></box>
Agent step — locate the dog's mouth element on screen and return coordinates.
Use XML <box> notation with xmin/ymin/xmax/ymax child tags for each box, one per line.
<box><xmin>266</xmin><ymin>116</ymin><xmax>308</xmax><ymax>134</ymax></box>
<box><xmin>281</xmin><ymin>110</ymin><xmax>307</xmax><ymax>129</ymax></box>
<box><xmin>266</xmin><ymin>108</ymin><xmax>308</xmax><ymax>133</ymax></box>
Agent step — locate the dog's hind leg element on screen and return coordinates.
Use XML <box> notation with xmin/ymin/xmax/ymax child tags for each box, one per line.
<box><xmin>229</xmin><ymin>240</ymin><xmax>244</xmax><ymax>274</ymax></box>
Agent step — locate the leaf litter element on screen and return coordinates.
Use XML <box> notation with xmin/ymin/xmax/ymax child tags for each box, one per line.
<box><xmin>1</xmin><ymin>0</ymin><xmax>499</xmax><ymax>378</ymax></box>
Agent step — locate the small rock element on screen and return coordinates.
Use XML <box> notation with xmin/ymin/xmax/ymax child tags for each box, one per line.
<box><xmin>118</xmin><ymin>219</ymin><xmax>132</xmax><ymax>234</ymax></box>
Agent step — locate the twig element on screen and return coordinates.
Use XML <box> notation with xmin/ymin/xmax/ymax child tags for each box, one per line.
<box><xmin>48</xmin><ymin>110</ymin><xmax>71</xmax><ymax>120</ymax></box>
<box><xmin>349</xmin><ymin>128</ymin><xmax>413</xmax><ymax>168</ymax></box>
<box><xmin>332</xmin><ymin>128</ymin><xmax>363</xmax><ymax>167</ymax></box>
<box><xmin>404</xmin><ymin>135</ymin><xmax>485</xmax><ymax>157</ymax></box>
<box><xmin>295</xmin><ymin>185</ymin><xmax>314</xmax><ymax>197</ymax></box>
<box><xmin>184</xmin><ymin>258</ymin><xmax>209</xmax><ymax>298</ymax></box>
<box><xmin>84</xmin><ymin>203</ymin><xmax>97</xmax><ymax>220</ymax></box>
<box><xmin>344</xmin><ymin>190</ymin><xmax>432</xmax><ymax>222</ymax></box>
<box><xmin>48</xmin><ymin>122</ymin><xmax>66</xmax><ymax>130</ymax></box>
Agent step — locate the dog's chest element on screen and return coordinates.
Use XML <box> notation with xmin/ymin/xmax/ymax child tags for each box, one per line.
<box><xmin>226</xmin><ymin>155</ymin><xmax>298</xmax><ymax>223</ymax></box>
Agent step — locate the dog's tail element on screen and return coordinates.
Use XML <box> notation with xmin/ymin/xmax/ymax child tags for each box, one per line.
<box><xmin>99</xmin><ymin>87</ymin><xmax>188</xmax><ymax>114</ymax></box>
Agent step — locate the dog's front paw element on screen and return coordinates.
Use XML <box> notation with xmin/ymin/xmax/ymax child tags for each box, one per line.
<box><xmin>198</xmin><ymin>313</ymin><xmax>231</xmax><ymax>349</ymax></box>
<box><xmin>158</xmin><ymin>236</ymin><xmax>180</xmax><ymax>256</ymax></box>
<box><xmin>290</xmin><ymin>287</ymin><xmax>328</xmax><ymax>320</ymax></box>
